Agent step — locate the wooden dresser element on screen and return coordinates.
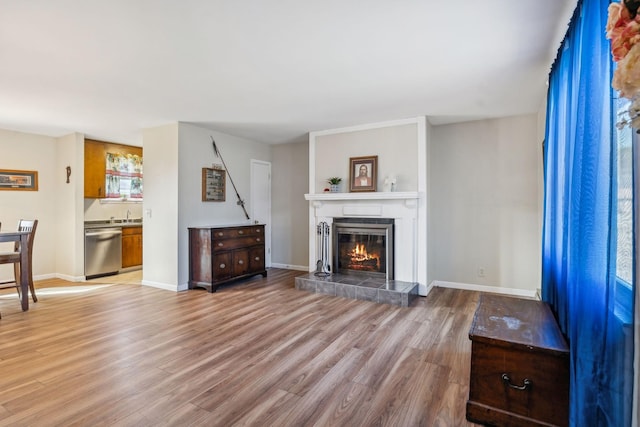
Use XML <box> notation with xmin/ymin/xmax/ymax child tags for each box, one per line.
<box><xmin>467</xmin><ymin>294</ymin><xmax>569</xmax><ymax>427</ymax></box>
<box><xmin>188</xmin><ymin>224</ymin><xmax>267</xmax><ymax>292</ymax></box>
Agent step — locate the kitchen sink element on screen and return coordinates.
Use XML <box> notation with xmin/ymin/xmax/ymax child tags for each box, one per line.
<box><xmin>84</xmin><ymin>218</ymin><xmax>143</xmax><ymax>229</ymax></box>
<box><xmin>112</xmin><ymin>218</ymin><xmax>143</xmax><ymax>224</ymax></box>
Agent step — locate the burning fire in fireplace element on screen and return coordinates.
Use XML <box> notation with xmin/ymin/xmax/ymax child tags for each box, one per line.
<box><xmin>347</xmin><ymin>243</ymin><xmax>379</xmax><ymax>270</ymax></box>
<box><xmin>333</xmin><ymin>218</ymin><xmax>394</xmax><ymax>279</ymax></box>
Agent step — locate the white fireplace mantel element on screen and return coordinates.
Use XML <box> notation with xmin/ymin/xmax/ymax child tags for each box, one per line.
<box><xmin>306</xmin><ymin>191</ymin><xmax>423</xmax><ymax>291</ymax></box>
<box><xmin>305</xmin><ymin>191</ymin><xmax>421</xmax><ymax>208</ymax></box>
<box><xmin>305</xmin><ymin>191</ymin><xmax>420</xmax><ymax>202</ymax></box>
<box><xmin>307</xmin><ymin>117</ymin><xmax>428</xmax><ymax>295</ymax></box>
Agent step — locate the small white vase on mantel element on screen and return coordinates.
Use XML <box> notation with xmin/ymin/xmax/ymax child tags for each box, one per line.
<box><xmin>383</xmin><ymin>175</ymin><xmax>397</xmax><ymax>192</ymax></box>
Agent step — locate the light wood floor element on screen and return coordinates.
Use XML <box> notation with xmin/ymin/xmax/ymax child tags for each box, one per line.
<box><xmin>0</xmin><ymin>269</ymin><xmax>481</xmax><ymax>426</ymax></box>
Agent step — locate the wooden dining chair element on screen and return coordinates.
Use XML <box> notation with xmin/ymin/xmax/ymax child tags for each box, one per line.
<box><xmin>0</xmin><ymin>219</ymin><xmax>39</xmax><ymax>305</ymax></box>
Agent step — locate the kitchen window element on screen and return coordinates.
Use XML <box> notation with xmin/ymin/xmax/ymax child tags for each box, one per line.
<box><xmin>105</xmin><ymin>152</ymin><xmax>143</xmax><ymax>200</ymax></box>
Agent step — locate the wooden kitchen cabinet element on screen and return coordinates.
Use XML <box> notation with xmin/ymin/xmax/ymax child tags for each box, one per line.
<box><xmin>84</xmin><ymin>139</ymin><xmax>143</xmax><ymax>198</ymax></box>
<box><xmin>188</xmin><ymin>224</ymin><xmax>267</xmax><ymax>292</ymax></box>
<box><xmin>84</xmin><ymin>139</ymin><xmax>107</xmax><ymax>198</ymax></box>
<box><xmin>121</xmin><ymin>226</ymin><xmax>142</xmax><ymax>268</ymax></box>
<box><xmin>466</xmin><ymin>294</ymin><xmax>569</xmax><ymax>427</ymax></box>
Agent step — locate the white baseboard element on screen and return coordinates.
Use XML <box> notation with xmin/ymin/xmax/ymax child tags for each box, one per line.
<box><xmin>420</xmin><ymin>281</ymin><xmax>435</xmax><ymax>297</ymax></box>
<box><xmin>141</xmin><ymin>280</ymin><xmax>178</xmax><ymax>292</ymax></box>
<box><xmin>29</xmin><ymin>273</ymin><xmax>88</xmax><ymax>283</ymax></box>
<box><xmin>55</xmin><ymin>273</ymin><xmax>86</xmax><ymax>282</ymax></box>
<box><xmin>270</xmin><ymin>263</ymin><xmax>309</xmax><ymax>272</ymax></box>
<box><xmin>432</xmin><ymin>280</ymin><xmax>537</xmax><ymax>299</ymax></box>
<box><xmin>32</xmin><ymin>273</ymin><xmax>57</xmax><ymax>281</ymax></box>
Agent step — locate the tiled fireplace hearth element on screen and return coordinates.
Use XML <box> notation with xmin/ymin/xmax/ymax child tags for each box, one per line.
<box><xmin>294</xmin><ymin>273</ymin><xmax>419</xmax><ymax>307</ymax></box>
<box><xmin>302</xmin><ymin>191</ymin><xmax>426</xmax><ymax>305</ymax></box>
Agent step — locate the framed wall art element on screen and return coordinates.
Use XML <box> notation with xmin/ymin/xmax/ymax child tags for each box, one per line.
<box><xmin>0</xmin><ymin>169</ymin><xmax>38</xmax><ymax>191</ymax></box>
<box><xmin>202</xmin><ymin>167</ymin><xmax>226</xmax><ymax>201</ymax></box>
<box><xmin>349</xmin><ymin>155</ymin><xmax>377</xmax><ymax>192</ymax></box>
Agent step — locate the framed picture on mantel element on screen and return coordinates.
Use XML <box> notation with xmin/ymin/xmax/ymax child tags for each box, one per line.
<box><xmin>349</xmin><ymin>155</ymin><xmax>377</xmax><ymax>192</ymax></box>
<box><xmin>202</xmin><ymin>167</ymin><xmax>226</xmax><ymax>201</ymax></box>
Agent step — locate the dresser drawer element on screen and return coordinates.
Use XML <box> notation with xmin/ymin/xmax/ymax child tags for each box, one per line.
<box><xmin>212</xmin><ymin>226</ymin><xmax>263</xmax><ymax>239</ymax></box>
<box><xmin>212</xmin><ymin>252</ymin><xmax>232</xmax><ymax>281</ymax></box>
<box><xmin>212</xmin><ymin>236</ymin><xmax>263</xmax><ymax>251</ymax></box>
<box><xmin>249</xmin><ymin>246</ymin><xmax>265</xmax><ymax>271</ymax></box>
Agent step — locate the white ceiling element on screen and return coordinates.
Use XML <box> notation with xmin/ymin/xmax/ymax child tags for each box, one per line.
<box><xmin>0</xmin><ymin>0</ymin><xmax>577</xmax><ymax>145</ymax></box>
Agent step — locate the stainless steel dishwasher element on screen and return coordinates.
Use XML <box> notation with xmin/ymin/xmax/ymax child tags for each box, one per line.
<box><xmin>85</xmin><ymin>227</ymin><xmax>122</xmax><ymax>278</ymax></box>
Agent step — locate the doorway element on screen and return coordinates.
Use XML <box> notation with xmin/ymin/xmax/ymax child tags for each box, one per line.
<box><xmin>250</xmin><ymin>160</ymin><xmax>271</xmax><ymax>267</ymax></box>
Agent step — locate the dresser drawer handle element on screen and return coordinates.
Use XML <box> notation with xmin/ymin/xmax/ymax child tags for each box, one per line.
<box><xmin>501</xmin><ymin>373</ymin><xmax>532</xmax><ymax>391</ymax></box>
<box><xmin>220</xmin><ymin>263</ymin><xmax>226</xmax><ymax>269</ymax></box>
<box><xmin>254</xmin><ymin>257</ymin><xmax>260</xmax><ymax>261</ymax></box>
<box><xmin>218</xmin><ymin>232</ymin><xmax>224</xmax><ymax>237</ymax></box>
<box><xmin>238</xmin><ymin>260</ymin><xmax>244</xmax><ymax>265</ymax></box>
<box><xmin>238</xmin><ymin>230</ymin><xmax>244</xmax><ymax>235</ymax></box>
<box><xmin>256</xmin><ymin>238</ymin><xmax>261</xmax><ymax>242</ymax></box>
<box><xmin>218</xmin><ymin>243</ymin><xmax>224</xmax><ymax>247</ymax></box>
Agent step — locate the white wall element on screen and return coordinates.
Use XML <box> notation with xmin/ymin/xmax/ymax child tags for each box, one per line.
<box><xmin>430</xmin><ymin>114</ymin><xmax>541</xmax><ymax>295</ymax></box>
<box><xmin>425</xmin><ymin>119</ymin><xmax>434</xmax><ymax>287</ymax></box>
<box><xmin>176</xmin><ymin>123</ymin><xmax>272</xmax><ymax>290</ymax></box>
<box><xmin>84</xmin><ymin>200</ymin><xmax>143</xmax><ymax>221</ymax></box>
<box><xmin>536</xmin><ymin>97</ymin><xmax>547</xmax><ymax>288</ymax></box>
<box><xmin>178</xmin><ymin>123</ymin><xmax>271</xmax><ymax>226</ymax></box>
<box><xmin>271</xmin><ymin>141</ymin><xmax>309</xmax><ymax>270</ymax></box>
<box><xmin>0</xmin><ymin>129</ymin><xmax>59</xmax><ymax>281</ymax></box>
<box><xmin>55</xmin><ymin>133</ymin><xmax>85</xmax><ymax>280</ymax></box>
<box><xmin>314</xmin><ymin>123</ymin><xmax>418</xmax><ymax>193</ymax></box>
<box><xmin>141</xmin><ymin>123</ymin><xmax>180</xmax><ymax>291</ymax></box>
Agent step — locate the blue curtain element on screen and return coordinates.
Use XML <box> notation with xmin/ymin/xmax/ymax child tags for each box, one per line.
<box><xmin>542</xmin><ymin>0</ymin><xmax>635</xmax><ymax>425</ymax></box>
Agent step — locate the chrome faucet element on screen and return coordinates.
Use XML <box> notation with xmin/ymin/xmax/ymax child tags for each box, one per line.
<box><xmin>126</xmin><ymin>209</ymin><xmax>131</xmax><ymax>222</ymax></box>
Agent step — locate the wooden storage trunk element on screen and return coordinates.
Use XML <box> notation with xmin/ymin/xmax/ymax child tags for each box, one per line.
<box><xmin>467</xmin><ymin>294</ymin><xmax>569</xmax><ymax>426</ymax></box>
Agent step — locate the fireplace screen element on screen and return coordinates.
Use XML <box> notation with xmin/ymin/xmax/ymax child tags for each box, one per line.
<box><xmin>333</xmin><ymin>219</ymin><xmax>394</xmax><ymax>280</ymax></box>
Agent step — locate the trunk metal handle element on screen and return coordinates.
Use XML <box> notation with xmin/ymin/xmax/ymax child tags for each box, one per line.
<box><xmin>502</xmin><ymin>373</ymin><xmax>532</xmax><ymax>391</ymax></box>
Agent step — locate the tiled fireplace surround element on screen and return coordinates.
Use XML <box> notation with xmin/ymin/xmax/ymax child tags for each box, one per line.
<box><xmin>297</xmin><ymin>192</ymin><xmax>424</xmax><ymax>306</ymax></box>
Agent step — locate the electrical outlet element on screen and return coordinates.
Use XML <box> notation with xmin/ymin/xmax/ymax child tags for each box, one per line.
<box><xmin>477</xmin><ymin>267</ymin><xmax>486</xmax><ymax>277</ymax></box>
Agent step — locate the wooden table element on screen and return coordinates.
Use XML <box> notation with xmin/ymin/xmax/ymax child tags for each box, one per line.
<box><xmin>0</xmin><ymin>231</ymin><xmax>31</xmax><ymax>311</ymax></box>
